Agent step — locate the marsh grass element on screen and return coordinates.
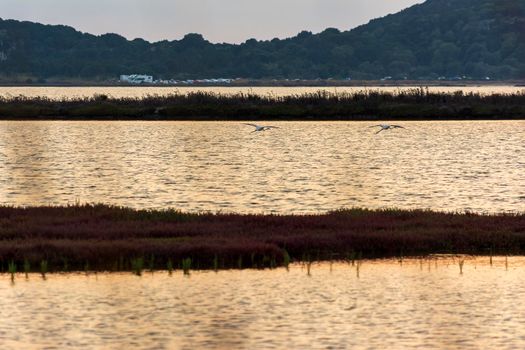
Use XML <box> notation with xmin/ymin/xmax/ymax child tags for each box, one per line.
<box><xmin>355</xmin><ymin>253</ymin><xmax>363</xmax><ymax>278</ymax></box>
<box><xmin>24</xmin><ymin>259</ymin><xmax>30</xmax><ymax>279</ymax></box>
<box><xmin>148</xmin><ymin>255</ymin><xmax>155</xmax><ymax>272</ymax></box>
<box><xmin>182</xmin><ymin>258</ymin><xmax>192</xmax><ymax>276</ymax></box>
<box><xmin>131</xmin><ymin>257</ymin><xmax>144</xmax><ymax>276</ymax></box>
<box><xmin>306</xmin><ymin>261</ymin><xmax>312</xmax><ymax>277</ymax></box>
<box><xmin>1</xmin><ymin>89</ymin><xmax>525</xmax><ymax>120</ymax></box>
<box><xmin>62</xmin><ymin>257</ymin><xmax>69</xmax><ymax>272</ymax></box>
<box><xmin>237</xmin><ymin>256</ymin><xmax>243</xmax><ymax>270</ymax></box>
<box><xmin>213</xmin><ymin>255</ymin><xmax>219</xmax><ymax>272</ymax></box>
<box><xmin>8</xmin><ymin>260</ymin><xmax>16</xmax><ymax>281</ymax></box>
<box><xmin>270</xmin><ymin>256</ymin><xmax>277</xmax><ymax>269</ymax></box>
<box><xmin>283</xmin><ymin>250</ymin><xmax>291</xmax><ymax>271</ymax></box>
<box><xmin>347</xmin><ymin>251</ymin><xmax>356</xmax><ymax>266</ymax></box>
<box><xmin>40</xmin><ymin>260</ymin><xmax>48</xmax><ymax>279</ymax></box>
<box><xmin>167</xmin><ymin>259</ymin><xmax>173</xmax><ymax>275</ymax></box>
<box><xmin>118</xmin><ymin>255</ymin><xmax>125</xmax><ymax>271</ymax></box>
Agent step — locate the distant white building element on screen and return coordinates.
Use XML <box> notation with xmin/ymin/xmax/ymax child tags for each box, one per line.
<box><xmin>120</xmin><ymin>74</ymin><xmax>153</xmax><ymax>84</ymax></box>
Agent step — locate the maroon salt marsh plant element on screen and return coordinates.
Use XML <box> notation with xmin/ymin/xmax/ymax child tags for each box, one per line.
<box><xmin>0</xmin><ymin>205</ymin><xmax>524</xmax><ymax>273</ymax></box>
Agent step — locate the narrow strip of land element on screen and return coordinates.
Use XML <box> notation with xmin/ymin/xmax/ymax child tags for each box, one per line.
<box><xmin>0</xmin><ymin>205</ymin><xmax>523</xmax><ymax>272</ymax></box>
<box><xmin>1</xmin><ymin>89</ymin><xmax>525</xmax><ymax>120</ymax></box>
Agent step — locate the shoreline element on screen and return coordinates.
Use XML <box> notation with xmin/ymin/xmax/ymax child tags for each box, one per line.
<box><xmin>1</xmin><ymin>80</ymin><xmax>524</xmax><ymax>88</ymax></box>
<box><xmin>1</xmin><ymin>205</ymin><xmax>524</xmax><ymax>273</ymax></box>
<box><xmin>1</xmin><ymin>116</ymin><xmax>523</xmax><ymax>122</ymax></box>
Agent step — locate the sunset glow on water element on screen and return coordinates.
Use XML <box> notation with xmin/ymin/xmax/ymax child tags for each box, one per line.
<box><xmin>2</xmin><ymin>257</ymin><xmax>525</xmax><ymax>349</ymax></box>
<box><xmin>0</xmin><ymin>120</ymin><xmax>523</xmax><ymax>213</ymax></box>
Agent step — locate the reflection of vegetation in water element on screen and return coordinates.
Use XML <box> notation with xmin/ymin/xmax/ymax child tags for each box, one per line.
<box><xmin>304</xmin><ymin>259</ymin><xmax>312</xmax><ymax>277</ymax></box>
<box><xmin>8</xmin><ymin>260</ymin><xmax>16</xmax><ymax>281</ymax></box>
<box><xmin>1</xmin><ymin>89</ymin><xmax>525</xmax><ymax>119</ymax></box>
<box><xmin>0</xmin><ymin>204</ymin><xmax>524</xmax><ymax>274</ymax></box>
<box><xmin>4</xmin><ymin>256</ymin><xmax>519</xmax><ymax>282</ymax></box>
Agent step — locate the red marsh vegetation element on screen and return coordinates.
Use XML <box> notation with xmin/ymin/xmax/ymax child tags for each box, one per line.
<box><xmin>0</xmin><ymin>205</ymin><xmax>524</xmax><ymax>272</ymax></box>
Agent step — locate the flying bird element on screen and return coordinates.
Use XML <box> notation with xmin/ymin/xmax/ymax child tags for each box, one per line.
<box><xmin>369</xmin><ymin>124</ymin><xmax>406</xmax><ymax>134</ymax></box>
<box><xmin>243</xmin><ymin>123</ymin><xmax>279</xmax><ymax>132</ymax></box>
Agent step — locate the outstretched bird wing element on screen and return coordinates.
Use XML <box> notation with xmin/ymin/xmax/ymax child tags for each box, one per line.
<box><xmin>391</xmin><ymin>125</ymin><xmax>405</xmax><ymax>129</ymax></box>
<box><xmin>243</xmin><ymin>123</ymin><xmax>259</xmax><ymax>128</ymax></box>
<box><xmin>369</xmin><ymin>125</ymin><xmax>382</xmax><ymax>128</ymax></box>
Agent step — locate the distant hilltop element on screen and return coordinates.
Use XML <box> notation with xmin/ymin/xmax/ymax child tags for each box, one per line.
<box><xmin>0</xmin><ymin>0</ymin><xmax>524</xmax><ymax>83</ymax></box>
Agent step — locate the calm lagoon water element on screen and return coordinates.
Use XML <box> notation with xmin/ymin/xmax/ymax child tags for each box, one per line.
<box><xmin>0</xmin><ymin>120</ymin><xmax>523</xmax><ymax>213</ymax></box>
<box><xmin>1</xmin><ymin>87</ymin><xmax>524</xmax><ymax>349</ymax></box>
<box><xmin>1</xmin><ymin>257</ymin><xmax>525</xmax><ymax>349</ymax></box>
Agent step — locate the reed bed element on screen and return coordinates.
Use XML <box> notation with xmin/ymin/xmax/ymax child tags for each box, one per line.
<box><xmin>0</xmin><ymin>204</ymin><xmax>524</xmax><ymax>273</ymax></box>
<box><xmin>0</xmin><ymin>89</ymin><xmax>524</xmax><ymax>119</ymax></box>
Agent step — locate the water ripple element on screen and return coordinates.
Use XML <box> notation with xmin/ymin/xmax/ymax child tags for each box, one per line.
<box><xmin>3</xmin><ymin>258</ymin><xmax>525</xmax><ymax>349</ymax></box>
<box><xmin>0</xmin><ymin>120</ymin><xmax>524</xmax><ymax>213</ymax></box>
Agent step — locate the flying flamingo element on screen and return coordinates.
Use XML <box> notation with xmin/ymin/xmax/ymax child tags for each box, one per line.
<box><xmin>369</xmin><ymin>124</ymin><xmax>406</xmax><ymax>134</ymax></box>
<box><xmin>243</xmin><ymin>123</ymin><xmax>280</xmax><ymax>132</ymax></box>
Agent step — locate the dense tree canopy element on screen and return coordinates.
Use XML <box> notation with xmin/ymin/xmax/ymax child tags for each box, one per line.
<box><xmin>0</xmin><ymin>0</ymin><xmax>524</xmax><ymax>81</ymax></box>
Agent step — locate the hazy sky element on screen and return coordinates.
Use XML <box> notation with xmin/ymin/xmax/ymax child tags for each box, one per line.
<box><xmin>0</xmin><ymin>0</ymin><xmax>423</xmax><ymax>43</ymax></box>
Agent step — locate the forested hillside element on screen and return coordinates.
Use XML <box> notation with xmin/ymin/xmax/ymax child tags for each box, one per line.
<box><xmin>0</xmin><ymin>0</ymin><xmax>523</xmax><ymax>81</ymax></box>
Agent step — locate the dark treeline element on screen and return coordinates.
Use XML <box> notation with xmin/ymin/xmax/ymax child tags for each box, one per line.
<box><xmin>0</xmin><ymin>205</ymin><xmax>524</xmax><ymax>273</ymax></box>
<box><xmin>1</xmin><ymin>89</ymin><xmax>525</xmax><ymax>120</ymax></box>
<box><xmin>0</xmin><ymin>0</ymin><xmax>524</xmax><ymax>82</ymax></box>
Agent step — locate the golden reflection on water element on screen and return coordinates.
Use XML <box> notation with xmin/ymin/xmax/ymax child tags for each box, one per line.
<box><xmin>0</xmin><ymin>86</ymin><xmax>524</xmax><ymax>99</ymax></box>
<box><xmin>0</xmin><ymin>120</ymin><xmax>523</xmax><ymax>213</ymax></box>
<box><xmin>1</xmin><ymin>257</ymin><xmax>525</xmax><ymax>349</ymax></box>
